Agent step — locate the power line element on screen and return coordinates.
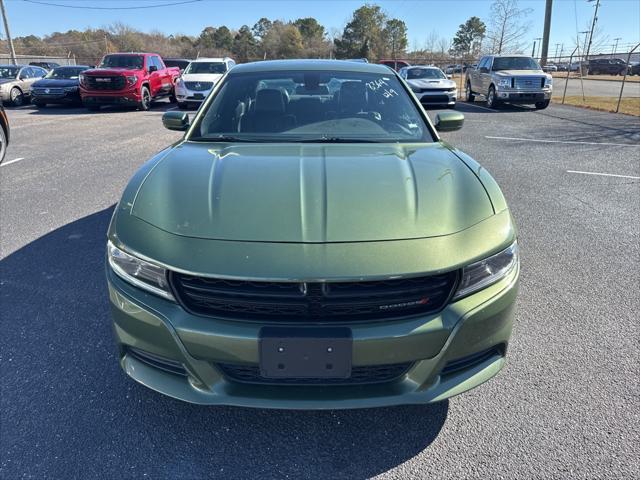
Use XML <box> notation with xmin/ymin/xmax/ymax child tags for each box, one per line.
<box><xmin>21</xmin><ymin>0</ymin><xmax>202</xmax><ymax>10</ymax></box>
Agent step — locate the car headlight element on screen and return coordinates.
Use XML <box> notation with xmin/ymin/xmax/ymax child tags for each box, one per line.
<box><xmin>64</xmin><ymin>86</ymin><xmax>78</xmax><ymax>92</ymax></box>
<box><xmin>409</xmin><ymin>85</ymin><xmax>421</xmax><ymax>93</ymax></box>
<box><xmin>107</xmin><ymin>241</ymin><xmax>174</xmax><ymax>300</ymax></box>
<box><xmin>497</xmin><ymin>78</ymin><xmax>511</xmax><ymax>88</ymax></box>
<box><xmin>78</xmin><ymin>73</ymin><xmax>86</xmax><ymax>86</ymax></box>
<box><xmin>544</xmin><ymin>76</ymin><xmax>552</xmax><ymax>87</ymax></box>
<box><xmin>453</xmin><ymin>242</ymin><xmax>519</xmax><ymax>300</ymax></box>
<box><xmin>126</xmin><ymin>75</ymin><xmax>137</xmax><ymax>86</ymax></box>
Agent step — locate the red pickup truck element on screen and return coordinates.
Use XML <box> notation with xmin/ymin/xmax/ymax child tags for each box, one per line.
<box><xmin>80</xmin><ymin>53</ymin><xmax>180</xmax><ymax>111</ymax></box>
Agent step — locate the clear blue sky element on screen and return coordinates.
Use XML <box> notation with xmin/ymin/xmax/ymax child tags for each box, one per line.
<box><xmin>3</xmin><ymin>0</ymin><xmax>640</xmax><ymax>55</ymax></box>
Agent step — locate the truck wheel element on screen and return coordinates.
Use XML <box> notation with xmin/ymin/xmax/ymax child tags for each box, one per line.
<box><xmin>465</xmin><ymin>81</ymin><xmax>475</xmax><ymax>102</ymax></box>
<box><xmin>486</xmin><ymin>86</ymin><xmax>501</xmax><ymax>108</ymax></box>
<box><xmin>0</xmin><ymin>125</ymin><xmax>6</xmax><ymax>165</ymax></box>
<box><xmin>535</xmin><ymin>100</ymin><xmax>550</xmax><ymax>110</ymax></box>
<box><xmin>10</xmin><ymin>87</ymin><xmax>24</xmax><ymax>106</ymax></box>
<box><xmin>138</xmin><ymin>86</ymin><xmax>151</xmax><ymax>111</ymax></box>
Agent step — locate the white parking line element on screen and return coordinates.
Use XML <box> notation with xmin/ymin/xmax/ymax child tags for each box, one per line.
<box><xmin>567</xmin><ymin>170</ymin><xmax>640</xmax><ymax>180</ymax></box>
<box><xmin>0</xmin><ymin>157</ymin><xmax>25</xmax><ymax>167</ymax></box>
<box><xmin>461</xmin><ymin>103</ymin><xmax>497</xmax><ymax>113</ymax></box>
<box><xmin>486</xmin><ymin>135</ymin><xmax>639</xmax><ymax>147</ymax></box>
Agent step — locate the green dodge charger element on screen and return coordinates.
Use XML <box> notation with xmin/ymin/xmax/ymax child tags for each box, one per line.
<box><xmin>107</xmin><ymin>60</ymin><xmax>519</xmax><ymax>409</ymax></box>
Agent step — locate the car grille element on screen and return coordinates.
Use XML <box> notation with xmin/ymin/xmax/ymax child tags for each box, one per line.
<box><xmin>33</xmin><ymin>87</ymin><xmax>64</xmax><ymax>95</ymax></box>
<box><xmin>169</xmin><ymin>271</ymin><xmax>458</xmax><ymax>323</ymax></box>
<box><xmin>420</xmin><ymin>95</ymin><xmax>451</xmax><ymax>103</ymax></box>
<box><xmin>415</xmin><ymin>87</ymin><xmax>454</xmax><ymax>93</ymax></box>
<box><xmin>513</xmin><ymin>77</ymin><xmax>545</xmax><ymax>89</ymax></box>
<box><xmin>184</xmin><ymin>81</ymin><xmax>213</xmax><ymax>91</ymax></box>
<box><xmin>85</xmin><ymin>75</ymin><xmax>126</xmax><ymax>90</ymax></box>
<box><xmin>217</xmin><ymin>362</ymin><xmax>413</xmax><ymax>385</ymax></box>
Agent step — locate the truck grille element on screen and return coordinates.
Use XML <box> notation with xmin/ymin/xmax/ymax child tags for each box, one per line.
<box><xmin>217</xmin><ymin>362</ymin><xmax>413</xmax><ymax>385</ymax></box>
<box><xmin>169</xmin><ymin>272</ymin><xmax>458</xmax><ymax>323</ymax></box>
<box><xmin>513</xmin><ymin>77</ymin><xmax>545</xmax><ymax>89</ymax></box>
<box><xmin>184</xmin><ymin>81</ymin><xmax>213</xmax><ymax>91</ymax></box>
<box><xmin>85</xmin><ymin>75</ymin><xmax>126</xmax><ymax>90</ymax></box>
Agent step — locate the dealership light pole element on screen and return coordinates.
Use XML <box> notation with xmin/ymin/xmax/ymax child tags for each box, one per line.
<box><xmin>585</xmin><ymin>0</ymin><xmax>600</xmax><ymax>61</ymax></box>
<box><xmin>612</xmin><ymin>37</ymin><xmax>621</xmax><ymax>57</ymax></box>
<box><xmin>0</xmin><ymin>0</ymin><xmax>17</xmax><ymax>65</ymax></box>
<box><xmin>540</xmin><ymin>0</ymin><xmax>553</xmax><ymax>66</ymax></box>
<box><xmin>535</xmin><ymin>38</ymin><xmax>543</xmax><ymax>59</ymax></box>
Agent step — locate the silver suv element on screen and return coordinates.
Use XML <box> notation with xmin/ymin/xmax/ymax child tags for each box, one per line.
<box><xmin>465</xmin><ymin>55</ymin><xmax>552</xmax><ymax>109</ymax></box>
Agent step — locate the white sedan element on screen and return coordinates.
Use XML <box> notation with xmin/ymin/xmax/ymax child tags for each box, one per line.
<box><xmin>174</xmin><ymin>57</ymin><xmax>236</xmax><ymax>109</ymax></box>
<box><xmin>399</xmin><ymin>66</ymin><xmax>457</xmax><ymax>108</ymax></box>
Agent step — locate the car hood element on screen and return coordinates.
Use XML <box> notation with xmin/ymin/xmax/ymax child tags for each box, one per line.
<box><xmin>407</xmin><ymin>78</ymin><xmax>456</xmax><ymax>89</ymax></box>
<box><xmin>494</xmin><ymin>69</ymin><xmax>545</xmax><ymax>76</ymax></box>
<box><xmin>84</xmin><ymin>68</ymin><xmax>142</xmax><ymax>76</ymax></box>
<box><xmin>33</xmin><ymin>78</ymin><xmax>79</xmax><ymax>88</ymax></box>
<box><xmin>130</xmin><ymin>142</ymin><xmax>494</xmax><ymax>243</ymax></box>
<box><xmin>181</xmin><ymin>73</ymin><xmax>223</xmax><ymax>83</ymax></box>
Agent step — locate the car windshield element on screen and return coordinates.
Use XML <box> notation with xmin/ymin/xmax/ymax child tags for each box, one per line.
<box><xmin>45</xmin><ymin>67</ymin><xmax>88</xmax><ymax>79</ymax></box>
<box><xmin>185</xmin><ymin>62</ymin><xmax>227</xmax><ymax>74</ymax></box>
<box><xmin>0</xmin><ymin>66</ymin><xmax>18</xmax><ymax>79</ymax></box>
<box><xmin>492</xmin><ymin>57</ymin><xmax>541</xmax><ymax>71</ymax></box>
<box><xmin>99</xmin><ymin>55</ymin><xmax>144</xmax><ymax>70</ymax></box>
<box><xmin>189</xmin><ymin>69</ymin><xmax>433</xmax><ymax>143</ymax></box>
<box><xmin>407</xmin><ymin>68</ymin><xmax>445</xmax><ymax>80</ymax></box>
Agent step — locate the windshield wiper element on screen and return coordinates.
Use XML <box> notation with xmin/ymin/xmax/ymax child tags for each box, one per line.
<box><xmin>298</xmin><ymin>137</ymin><xmax>384</xmax><ymax>143</ymax></box>
<box><xmin>196</xmin><ymin>135</ymin><xmax>261</xmax><ymax>143</ymax></box>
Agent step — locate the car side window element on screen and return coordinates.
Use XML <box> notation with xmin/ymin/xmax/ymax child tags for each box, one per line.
<box><xmin>477</xmin><ymin>57</ymin><xmax>488</xmax><ymax>71</ymax></box>
<box><xmin>155</xmin><ymin>56</ymin><xmax>165</xmax><ymax>69</ymax></box>
<box><xmin>20</xmin><ymin>67</ymin><xmax>32</xmax><ymax>79</ymax></box>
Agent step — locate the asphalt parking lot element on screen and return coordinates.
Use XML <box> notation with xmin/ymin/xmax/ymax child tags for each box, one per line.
<box><xmin>1</xmin><ymin>100</ymin><xmax>638</xmax><ymax>479</ymax></box>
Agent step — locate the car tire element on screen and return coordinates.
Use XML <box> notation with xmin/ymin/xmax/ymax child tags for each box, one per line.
<box><xmin>138</xmin><ymin>86</ymin><xmax>151</xmax><ymax>111</ymax></box>
<box><xmin>535</xmin><ymin>100</ymin><xmax>550</xmax><ymax>110</ymax></box>
<box><xmin>465</xmin><ymin>81</ymin><xmax>475</xmax><ymax>102</ymax></box>
<box><xmin>0</xmin><ymin>125</ymin><xmax>6</xmax><ymax>165</ymax></box>
<box><xmin>10</xmin><ymin>87</ymin><xmax>23</xmax><ymax>106</ymax></box>
<box><xmin>169</xmin><ymin>91</ymin><xmax>177</xmax><ymax>103</ymax></box>
<box><xmin>486</xmin><ymin>86</ymin><xmax>500</xmax><ymax>108</ymax></box>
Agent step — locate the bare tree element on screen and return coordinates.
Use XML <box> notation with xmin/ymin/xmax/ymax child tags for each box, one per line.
<box><xmin>486</xmin><ymin>0</ymin><xmax>532</xmax><ymax>54</ymax></box>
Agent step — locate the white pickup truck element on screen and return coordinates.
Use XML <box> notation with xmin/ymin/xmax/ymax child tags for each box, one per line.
<box><xmin>465</xmin><ymin>54</ymin><xmax>552</xmax><ymax>109</ymax></box>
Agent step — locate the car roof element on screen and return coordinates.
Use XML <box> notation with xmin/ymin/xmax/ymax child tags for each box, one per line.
<box><xmin>0</xmin><ymin>64</ymin><xmax>28</xmax><ymax>67</ymax></box>
<box><xmin>231</xmin><ymin>59</ymin><xmax>392</xmax><ymax>74</ymax></box>
<box><xmin>406</xmin><ymin>65</ymin><xmax>440</xmax><ymax>69</ymax></box>
<box><xmin>191</xmin><ymin>57</ymin><xmax>230</xmax><ymax>62</ymax></box>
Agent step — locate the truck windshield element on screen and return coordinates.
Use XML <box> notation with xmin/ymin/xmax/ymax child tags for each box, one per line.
<box><xmin>99</xmin><ymin>55</ymin><xmax>144</xmax><ymax>70</ymax></box>
<box><xmin>189</xmin><ymin>69</ymin><xmax>433</xmax><ymax>143</ymax></box>
<box><xmin>492</xmin><ymin>57</ymin><xmax>541</xmax><ymax>71</ymax></box>
<box><xmin>407</xmin><ymin>68</ymin><xmax>445</xmax><ymax>79</ymax></box>
<box><xmin>185</xmin><ymin>62</ymin><xmax>226</xmax><ymax>74</ymax></box>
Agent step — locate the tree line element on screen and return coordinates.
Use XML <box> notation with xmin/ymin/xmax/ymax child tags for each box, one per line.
<box><xmin>1</xmin><ymin>1</ymin><xmax>536</xmax><ymax>66</ymax></box>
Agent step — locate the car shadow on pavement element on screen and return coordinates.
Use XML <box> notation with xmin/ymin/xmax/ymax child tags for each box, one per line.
<box><xmin>0</xmin><ymin>206</ymin><xmax>448</xmax><ymax>479</ymax></box>
<box><xmin>23</xmin><ymin>100</ymin><xmax>177</xmax><ymax>116</ymax></box>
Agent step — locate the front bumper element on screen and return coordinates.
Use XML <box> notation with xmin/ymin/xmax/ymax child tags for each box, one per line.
<box><xmin>108</xmin><ymin>260</ymin><xmax>518</xmax><ymax>409</ymax></box>
<box><xmin>175</xmin><ymin>85</ymin><xmax>211</xmax><ymax>104</ymax></box>
<box><xmin>415</xmin><ymin>90</ymin><xmax>457</xmax><ymax>106</ymax></box>
<box><xmin>80</xmin><ymin>86</ymin><xmax>141</xmax><ymax>106</ymax></box>
<box><xmin>32</xmin><ymin>90</ymin><xmax>81</xmax><ymax>104</ymax></box>
<box><xmin>496</xmin><ymin>88</ymin><xmax>552</xmax><ymax>103</ymax></box>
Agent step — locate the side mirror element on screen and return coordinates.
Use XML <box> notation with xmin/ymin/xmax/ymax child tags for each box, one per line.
<box><xmin>162</xmin><ymin>111</ymin><xmax>190</xmax><ymax>131</ymax></box>
<box><xmin>148</xmin><ymin>65</ymin><xmax>158</xmax><ymax>73</ymax></box>
<box><xmin>434</xmin><ymin>111</ymin><xmax>464</xmax><ymax>132</ymax></box>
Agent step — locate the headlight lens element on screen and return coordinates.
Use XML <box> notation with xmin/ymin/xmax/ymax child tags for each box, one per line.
<box><xmin>544</xmin><ymin>76</ymin><xmax>553</xmax><ymax>87</ymax></box>
<box><xmin>453</xmin><ymin>242</ymin><xmax>519</xmax><ymax>300</ymax></box>
<box><xmin>78</xmin><ymin>73</ymin><xmax>86</xmax><ymax>86</ymax></box>
<box><xmin>64</xmin><ymin>86</ymin><xmax>78</xmax><ymax>92</ymax></box>
<box><xmin>497</xmin><ymin>78</ymin><xmax>511</xmax><ymax>87</ymax></box>
<box><xmin>107</xmin><ymin>241</ymin><xmax>174</xmax><ymax>300</ymax></box>
<box><xmin>126</xmin><ymin>75</ymin><xmax>137</xmax><ymax>86</ymax></box>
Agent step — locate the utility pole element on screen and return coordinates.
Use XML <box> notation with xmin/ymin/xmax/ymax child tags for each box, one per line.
<box><xmin>554</xmin><ymin>43</ymin><xmax>561</xmax><ymax>61</ymax></box>
<box><xmin>585</xmin><ymin>0</ymin><xmax>600</xmax><ymax>61</ymax></box>
<box><xmin>540</xmin><ymin>0</ymin><xmax>553</xmax><ymax>66</ymax></box>
<box><xmin>535</xmin><ymin>37</ymin><xmax>543</xmax><ymax>59</ymax></box>
<box><xmin>580</xmin><ymin>31</ymin><xmax>589</xmax><ymax>60</ymax></box>
<box><xmin>612</xmin><ymin>37</ymin><xmax>621</xmax><ymax>57</ymax></box>
<box><xmin>0</xmin><ymin>0</ymin><xmax>17</xmax><ymax>65</ymax></box>
<box><xmin>531</xmin><ymin>41</ymin><xmax>537</xmax><ymax>58</ymax></box>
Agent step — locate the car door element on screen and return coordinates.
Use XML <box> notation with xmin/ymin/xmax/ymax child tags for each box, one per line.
<box><xmin>469</xmin><ymin>57</ymin><xmax>483</xmax><ymax>91</ymax></box>
<box><xmin>155</xmin><ymin>56</ymin><xmax>172</xmax><ymax>94</ymax></box>
<box><xmin>146</xmin><ymin>56</ymin><xmax>161</xmax><ymax>96</ymax></box>
<box><xmin>17</xmin><ymin>67</ymin><xmax>33</xmax><ymax>93</ymax></box>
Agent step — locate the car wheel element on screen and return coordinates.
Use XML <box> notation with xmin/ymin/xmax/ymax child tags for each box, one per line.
<box><xmin>465</xmin><ymin>81</ymin><xmax>475</xmax><ymax>102</ymax></box>
<box><xmin>0</xmin><ymin>126</ymin><xmax>6</xmax><ymax>165</ymax></box>
<box><xmin>486</xmin><ymin>86</ymin><xmax>500</xmax><ymax>108</ymax></box>
<box><xmin>10</xmin><ymin>87</ymin><xmax>23</xmax><ymax>106</ymax></box>
<box><xmin>169</xmin><ymin>91</ymin><xmax>177</xmax><ymax>103</ymax></box>
<box><xmin>535</xmin><ymin>100</ymin><xmax>550</xmax><ymax>110</ymax></box>
<box><xmin>139</xmin><ymin>86</ymin><xmax>151</xmax><ymax>111</ymax></box>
